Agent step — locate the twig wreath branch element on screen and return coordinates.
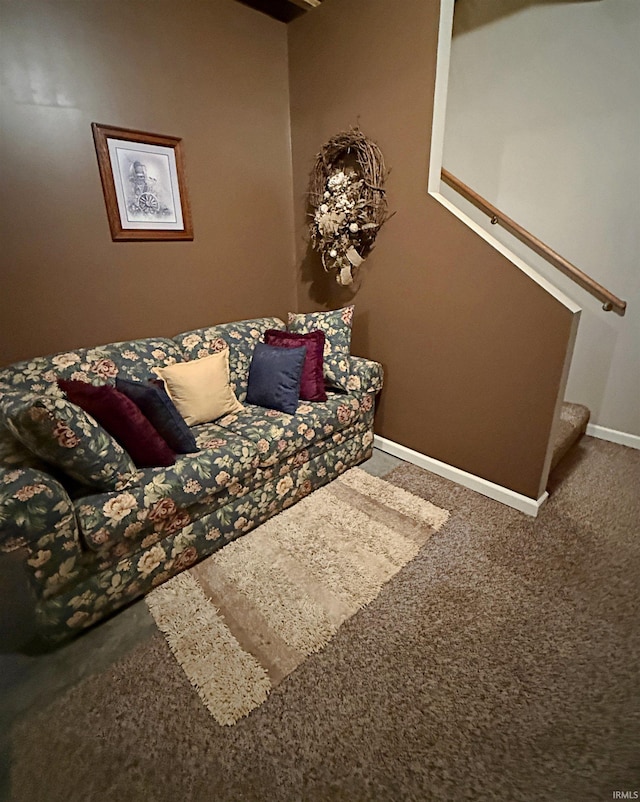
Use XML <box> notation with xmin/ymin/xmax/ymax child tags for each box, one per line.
<box><xmin>309</xmin><ymin>127</ymin><xmax>392</xmax><ymax>286</ymax></box>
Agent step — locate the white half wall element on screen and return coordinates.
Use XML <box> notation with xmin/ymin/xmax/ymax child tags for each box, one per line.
<box><xmin>443</xmin><ymin>0</ymin><xmax>640</xmax><ymax>438</ymax></box>
<box><xmin>374</xmin><ymin>435</ymin><xmax>549</xmax><ymax>517</ymax></box>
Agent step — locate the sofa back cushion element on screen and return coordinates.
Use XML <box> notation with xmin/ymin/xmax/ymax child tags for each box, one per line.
<box><xmin>0</xmin><ymin>337</ymin><xmax>183</xmax><ymax>397</ymax></box>
<box><xmin>173</xmin><ymin>317</ymin><xmax>285</xmax><ymax>402</ymax></box>
<box><xmin>0</xmin><ymin>337</ymin><xmax>182</xmax><ymax>484</ymax></box>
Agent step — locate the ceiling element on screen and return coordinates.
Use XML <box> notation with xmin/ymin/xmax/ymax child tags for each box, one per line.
<box><xmin>236</xmin><ymin>0</ymin><xmax>323</xmax><ymax>23</ymax></box>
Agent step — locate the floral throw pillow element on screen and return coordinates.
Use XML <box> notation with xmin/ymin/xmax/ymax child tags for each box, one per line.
<box><xmin>287</xmin><ymin>306</ymin><xmax>354</xmax><ymax>389</ymax></box>
<box><xmin>4</xmin><ymin>394</ymin><xmax>138</xmax><ymax>491</ymax></box>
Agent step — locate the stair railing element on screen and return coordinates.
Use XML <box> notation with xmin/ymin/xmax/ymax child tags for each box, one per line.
<box><xmin>441</xmin><ymin>168</ymin><xmax>627</xmax><ymax>316</ymax></box>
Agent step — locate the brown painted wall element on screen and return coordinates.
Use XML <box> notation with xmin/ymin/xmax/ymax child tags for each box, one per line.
<box><xmin>1</xmin><ymin>0</ymin><xmax>577</xmax><ymax>499</ymax></box>
<box><xmin>288</xmin><ymin>0</ymin><xmax>576</xmax><ymax>498</ymax></box>
<box><xmin>0</xmin><ymin>0</ymin><xmax>295</xmax><ymax>365</ymax></box>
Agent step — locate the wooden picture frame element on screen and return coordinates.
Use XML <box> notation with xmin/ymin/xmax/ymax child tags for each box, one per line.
<box><xmin>91</xmin><ymin>123</ymin><xmax>193</xmax><ymax>241</ymax></box>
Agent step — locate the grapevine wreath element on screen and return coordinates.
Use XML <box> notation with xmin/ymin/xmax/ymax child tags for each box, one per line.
<box><xmin>308</xmin><ymin>128</ymin><xmax>392</xmax><ymax>286</ymax></box>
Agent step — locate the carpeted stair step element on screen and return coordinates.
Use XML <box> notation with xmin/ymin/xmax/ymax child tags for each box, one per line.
<box><xmin>550</xmin><ymin>401</ymin><xmax>590</xmax><ymax>473</ymax></box>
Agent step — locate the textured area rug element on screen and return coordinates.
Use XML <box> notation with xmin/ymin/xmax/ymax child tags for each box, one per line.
<box><xmin>145</xmin><ymin>467</ymin><xmax>449</xmax><ymax>725</ymax></box>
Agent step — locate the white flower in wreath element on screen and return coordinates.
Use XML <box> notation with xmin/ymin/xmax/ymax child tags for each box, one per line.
<box><xmin>317</xmin><ymin>211</ymin><xmax>345</xmax><ymax>236</ymax></box>
<box><xmin>320</xmin><ymin>203</ymin><xmax>329</xmax><ymax>213</ymax></box>
<box><xmin>349</xmin><ymin>223</ymin><xmax>359</xmax><ymax>233</ymax></box>
<box><xmin>328</xmin><ymin>171</ymin><xmax>348</xmax><ymax>189</ymax></box>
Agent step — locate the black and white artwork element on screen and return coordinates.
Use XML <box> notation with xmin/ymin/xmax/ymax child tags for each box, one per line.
<box><xmin>92</xmin><ymin>123</ymin><xmax>193</xmax><ymax>241</ymax></box>
<box><xmin>108</xmin><ymin>139</ymin><xmax>183</xmax><ymax>229</ymax></box>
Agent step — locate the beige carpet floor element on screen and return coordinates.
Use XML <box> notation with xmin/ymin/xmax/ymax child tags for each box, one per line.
<box><xmin>146</xmin><ymin>467</ymin><xmax>449</xmax><ymax>725</ymax></box>
<box><xmin>5</xmin><ymin>437</ymin><xmax>640</xmax><ymax>802</ymax></box>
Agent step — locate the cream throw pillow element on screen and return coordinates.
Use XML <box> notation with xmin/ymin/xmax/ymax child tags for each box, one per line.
<box><xmin>153</xmin><ymin>351</ymin><xmax>243</xmax><ymax>426</ymax></box>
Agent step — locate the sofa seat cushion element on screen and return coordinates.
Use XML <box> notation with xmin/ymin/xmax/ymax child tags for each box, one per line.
<box><xmin>213</xmin><ymin>391</ymin><xmax>366</xmax><ymax>468</ymax></box>
<box><xmin>74</xmin><ymin>427</ymin><xmax>259</xmax><ymax>554</ymax></box>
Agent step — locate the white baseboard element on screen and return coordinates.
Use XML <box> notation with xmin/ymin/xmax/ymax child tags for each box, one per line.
<box><xmin>374</xmin><ymin>435</ymin><xmax>548</xmax><ymax>517</ymax></box>
<box><xmin>586</xmin><ymin>424</ymin><xmax>640</xmax><ymax>450</ymax></box>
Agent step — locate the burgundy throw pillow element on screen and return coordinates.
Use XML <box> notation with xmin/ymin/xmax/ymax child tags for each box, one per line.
<box><xmin>264</xmin><ymin>329</ymin><xmax>327</xmax><ymax>402</ymax></box>
<box><xmin>57</xmin><ymin>379</ymin><xmax>175</xmax><ymax>468</ymax></box>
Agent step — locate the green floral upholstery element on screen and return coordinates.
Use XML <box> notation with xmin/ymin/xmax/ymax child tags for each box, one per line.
<box><xmin>0</xmin><ymin>466</ymin><xmax>86</xmax><ymax>599</ymax></box>
<box><xmin>1</xmin><ymin>393</ymin><xmax>138</xmax><ymax>492</ymax></box>
<box><xmin>74</xmin><ymin>426</ymin><xmax>259</xmax><ymax>554</ymax></box>
<box><xmin>33</xmin><ymin>431</ymin><xmax>375</xmax><ymax>641</ymax></box>
<box><xmin>0</xmin><ymin>419</ymin><xmax>50</xmax><ymax>472</ymax></box>
<box><xmin>287</xmin><ymin>306</ymin><xmax>356</xmax><ymax>390</ymax></box>
<box><xmin>324</xmin><ymin>355</ymin><xmax>384</xmax><ymax>394</ymax></box>
<box><xmin>0</xmin><ymin>317</ymin><xmax>383</xmax><ymax>644</ymax></box>
<box><xmin>0</xmin><ymin>338</ymin><xmax>182</xmax><ymax>393</ymax></box>
<box><xmin>250</xmin><ymin>406</ymin><xmax>375</xmax><ymax>492</ymax></box>
<box><xmin>0</xmin><ymin>336</ymin><xmax>185</xmax><ymax>489</ymax></box>
<box><xmin>287</xmin><ymin>306</ymin><xmax>354</xmax><ymax>358</ymax></box>
<box><xmin>173</xmin><ymin>317</ymin><xmax>285</xmax><ymax>402</ymax></box>
<box><xmin>216</xmin><ymin>392</ymin><xmax>368</xmax><ymax>467</ymax></box>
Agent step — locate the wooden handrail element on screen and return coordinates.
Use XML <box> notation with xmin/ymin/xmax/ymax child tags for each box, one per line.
<box><xmin>441</xmin><ymin>168</ymin><xmax>627</xmax><ymax>316</ymax></box>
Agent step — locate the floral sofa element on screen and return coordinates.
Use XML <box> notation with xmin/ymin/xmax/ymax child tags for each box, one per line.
<box><xmin>0</xmin><ymin>314</ymin><xmax>383</xmax><ymax>645</ymax></box>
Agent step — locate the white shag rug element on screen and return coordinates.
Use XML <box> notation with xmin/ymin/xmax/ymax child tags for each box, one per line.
<box><xmin>146</xmin><ymin>467</ymin><xmax>449</xmax><ymax>725</ymax></box>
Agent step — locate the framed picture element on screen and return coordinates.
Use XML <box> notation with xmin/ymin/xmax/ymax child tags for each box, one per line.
<box><xmin>91</xmin><ymin>123</ymin><xmax>193</xmax><ymax>241</ymax></box>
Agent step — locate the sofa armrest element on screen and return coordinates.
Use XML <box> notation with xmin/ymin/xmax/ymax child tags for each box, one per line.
<box><xmin>325</xmin><ymin>355</ymin><xmax>384</xmax><ymax>395</ymax></box>
<box><xmin>348</xmin><ymin>356</ymin><xmax>384</xmax><ymax>394</ymax></box>
<box><xmin>0</xmin><ymin>466</ymin><xmax>83</xmax><ymax>599</ymax></box>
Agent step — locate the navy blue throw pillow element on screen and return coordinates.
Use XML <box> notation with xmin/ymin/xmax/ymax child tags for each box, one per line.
<box><xmin>115</xmin><ymin>377</ymin><xmax>198</xmax><ymax>453</ymax></box>
<box><xmin>246</xmin><ymin>342</ymin><xmax>307</xmax><ymax>415</ymax></box>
